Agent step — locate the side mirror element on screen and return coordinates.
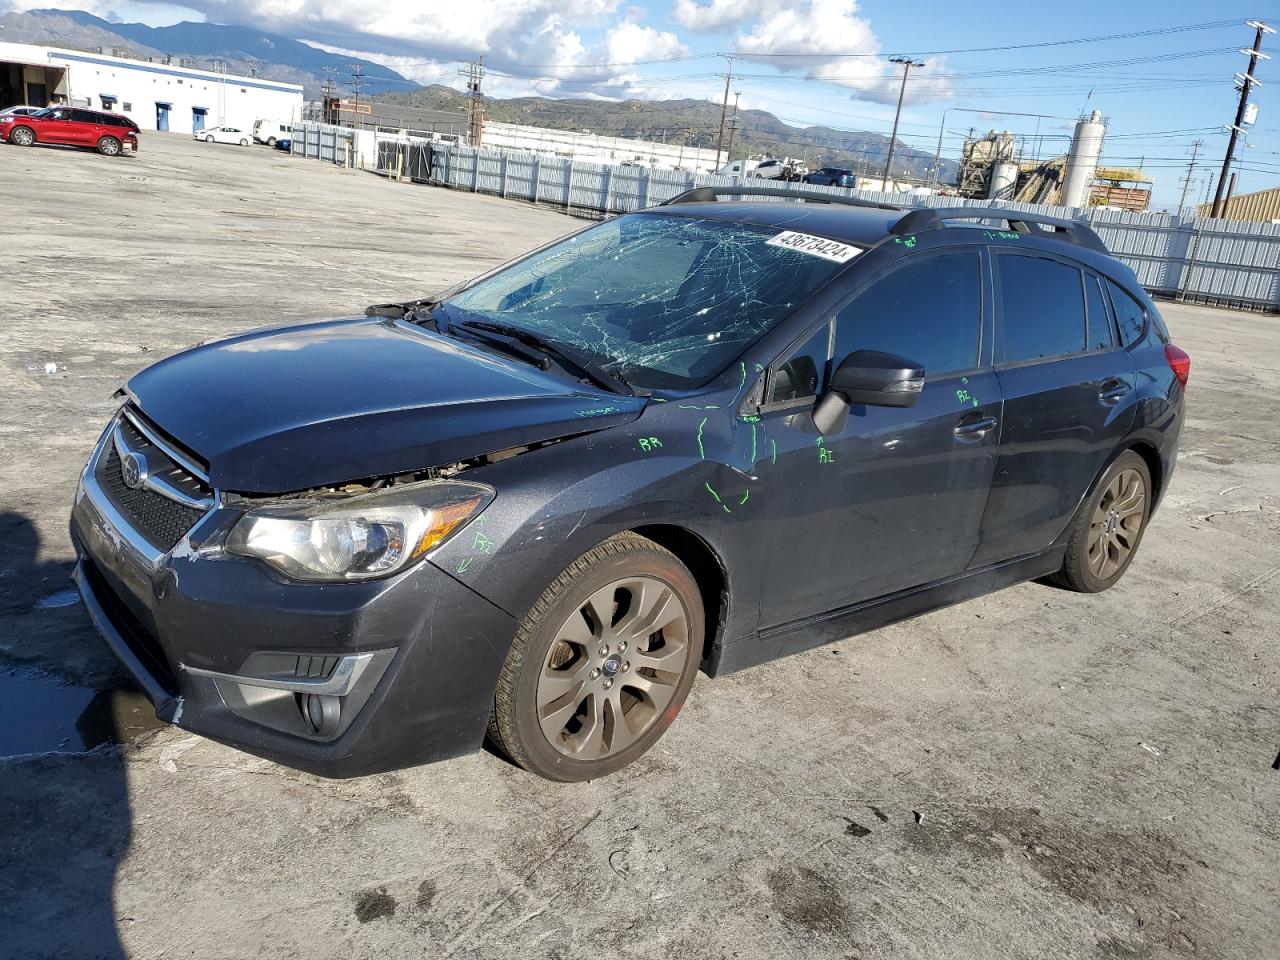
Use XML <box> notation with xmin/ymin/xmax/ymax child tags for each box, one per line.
<box><xmin>813</xmin><ymin>350</ymin><xmax>925</xmax><ymax>435</ymax></box>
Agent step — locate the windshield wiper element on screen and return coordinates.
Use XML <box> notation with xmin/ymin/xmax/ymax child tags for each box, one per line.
<box><xmin>453</xmin><ymin>318</ymin><xmax>636</xmax><ymax>396</ymax></box>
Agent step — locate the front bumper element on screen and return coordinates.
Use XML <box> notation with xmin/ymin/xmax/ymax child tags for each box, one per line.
<box><xmin>70</xmin><ymin>425</ymin><xmax>517</xmax><ymax>778</ymax></box>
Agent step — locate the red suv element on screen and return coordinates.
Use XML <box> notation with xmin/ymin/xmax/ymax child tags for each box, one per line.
<box><xmin>1</xmin><ymin>106</ymin><xmax>139</xmax><ymax>156</ymax></box>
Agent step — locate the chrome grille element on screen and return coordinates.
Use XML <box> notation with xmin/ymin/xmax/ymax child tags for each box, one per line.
<box><xmin>93</xmin><ymin>408</ymin><xmax>215</xmax><ymax>552</ymax></box>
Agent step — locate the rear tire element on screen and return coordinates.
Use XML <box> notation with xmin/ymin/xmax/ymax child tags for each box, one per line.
<box><xmin>10</xmin><ymin>125</ymin><xmax>35</xmax><ymax>146</ymax></box>
<box><xmin>1051</xmin><ymin>450</ymin><xmax>1152</xmax><ymax>593</ymax></box>
<box><xmin>97</xmin><ymin>136</ymin><xmax>121</xmax><ymax>157</ymax></box>
<box><xmin>488</xmin><ymin>533</ymin><xmax>704</xmax><ymax>782</ymax></box>
<box><xmin>266</xmin><ymin>136</ymin><xmax>276</xmax><ymax>146</ymax></box>
<box><xmin>239</xmin><ymin>138</ymin><xmax>249</xmax><ymax>146</ymax></box>
<box><xmin>204</xmin><ymin>134</ymin><xmax>214</xmax><ymax>143</ymax></box>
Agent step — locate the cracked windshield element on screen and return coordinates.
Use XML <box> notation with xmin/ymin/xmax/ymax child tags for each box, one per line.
<box><xmin>443</xmin><ymin>212</ymin><xmax>846</xmax><ymax>389</ymax></box>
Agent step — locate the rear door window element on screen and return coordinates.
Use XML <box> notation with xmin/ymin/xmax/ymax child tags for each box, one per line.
<box><xmin>997</xmin><ymin>255</ymin><xmax>1085</xmax><ymax>363</ymax></box>
<box><xmin>834</xmin><ymin>252</ymin><xmax>983</xmax><ymax>378</ymax></box>
<box><xmin>1084</xmin><ymin>273</ymin><xmax>1115</xmax><ymax>351</ymax></box>
<box><xmin>1106</xmin><ymin>279</ymin><xmax>1147</xmax><ymax>346</ymax></box>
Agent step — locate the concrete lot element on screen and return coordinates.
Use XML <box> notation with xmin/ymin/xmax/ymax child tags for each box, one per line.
<box><xmin>1</xmin><ymin>133</ymin><xmax>1277</xmax><ymax>960</ymax></box>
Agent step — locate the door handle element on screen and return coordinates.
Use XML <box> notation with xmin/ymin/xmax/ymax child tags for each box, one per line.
<box><xmin>1099</xmin><ymin>378</ymin><xmax>1131</xmax><ymax>403</ymax></box>
<box><xmin>954</xmin><ymin>415</ymin><xmax>998</xmax><ymax>440</ymax></box>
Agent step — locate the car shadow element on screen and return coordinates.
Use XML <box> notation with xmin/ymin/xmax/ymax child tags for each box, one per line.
<box><xmin>0</xmin><ymin>511</ymin><xmax>132</xmax><ymax>959</ymax></box>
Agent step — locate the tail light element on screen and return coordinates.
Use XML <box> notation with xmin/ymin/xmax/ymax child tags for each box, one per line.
<box><xmin>1165</xmin><ymin>344</ymin><xmax>1190</xmax><ymax>388</ymax></box>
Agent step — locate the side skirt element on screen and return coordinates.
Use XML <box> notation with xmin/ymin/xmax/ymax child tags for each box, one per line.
<box><xmin>709</xmin><ymin>547</ymin><xmax>1065</xmax><ymax>676</ymax></box>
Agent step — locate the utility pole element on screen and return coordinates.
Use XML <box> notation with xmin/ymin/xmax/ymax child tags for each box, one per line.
<box><xmin>1210</xmin><ymin>19</ymin><xmax>1273</xmax><ymax>218</ymax></box>
<box><xmin>350</xmin><ymin>64</ymin><xmax>364</xmax><ymax>127</ymax></box>
<box><xmin>460</xmin><ymin>59</ymin><xmax>486</xmax><ymax>146</ymax></box>
<box><xmin>321</xmin><ymin>66</ymin><xmax>337</xmax><ymax>123</ymax></box>
<box><xmin>883</xmin><ymin>56</ymin><xmax>925</xmax><ymax>190</ymax></box>
<box><xmin>724</xmin><ymin>91</ymin><xmax>741</xmax><ymax>167</ymax></box>
<box><xmin>242</xmin><ymin>56</ymin><xmax>262</xmax><ymax>78</ymax></box>
<box><xmin>1177</xmin><ymin>139</ymin><xmax>1202</xmax><ymax>216</ymax></box>
<box><xmin>713</xmin><ymin>56</ymin><xmax>735</xmax><ymax>171</ymax></box>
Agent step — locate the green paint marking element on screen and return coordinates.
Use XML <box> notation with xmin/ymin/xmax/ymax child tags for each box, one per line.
<box><xmin>894</xmin><ymin>235</ymin><xmax>918</xmax><ymax>249</ymax></box>
<box><xmin>770</xmin><ymin>438</ymin><xmax>777</xmax><ymax>464</ymax></box>
<box><xmin>652</xmin><ymin>397</ymin><xmax>668</xmax><ymax>402</ymax></box>
<box><xmin>704</xmin><ymin>481</ymin><xmax>732</xmax><ymax>514</ymax></box>
<box><xmin>738</xmin><ymin>362</ymin><xmax>747</xmax><ymax>390</ymax></box>
<box><xmin>638</xmin><ymin>436</ymin><xmax>663</xmax><ymax>452</ymax></box>
<box><xmin>473</xmin><ymin>532</ymin><xmax>494</xmax><ymax>554</ymax></box>
<box><xmin>739</xmin><ymin>490</ymin><xmax>749</xmax><ymax>506</ymax></box>
<box><xmin>983</xmin><ymin>230</ymin><xmax>1021</xmax><ymax>241</ymax></box>
<box><xmin>456</xmin><ymin>557</ymin><xmax>473</xmax><ymax>574</ymax></box>
<box><xmin>961</xmin><ymin>376</ymin><xmax>969</xmax><ymax>384</ymax></box>
<box><xmin>754</xmin><ymin>363</ymin><xmax>764</xmax><ymax>372</ymax></box>
<box><xmin>696</xmin><ymin>417</ymin><xmax>708</xmax><ymax>459</ymax></box>
<box><xmin>750</xmin><ymin>423</ymin><xmax>757</xmax><ymax>465</ymax></box>
<box><xmin>739</xmin><ymin>415</ymin><xmax>760</xmax><ymax>423</ymax></box>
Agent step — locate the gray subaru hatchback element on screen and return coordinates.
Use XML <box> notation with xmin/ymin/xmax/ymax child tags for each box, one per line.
<box><xmin>71</xmin><ymin>188</ymin><xmax>1187</xmax><ymax>781</ymax></box>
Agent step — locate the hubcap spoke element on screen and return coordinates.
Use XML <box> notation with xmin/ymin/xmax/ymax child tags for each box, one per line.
<box><xmin>573</xmin><ymin>694</ymin><xmax>606</xmax><ymax>758</ymax></box>
<box><xmin>539</xmin><ymin>659</ymin><xmax>590</xmax><ymax>702</ymax></box>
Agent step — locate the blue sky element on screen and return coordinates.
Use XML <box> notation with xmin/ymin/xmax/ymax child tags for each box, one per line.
<box><xmin>13</xmin><ymin>0</ymin><xmax>1276</xmax><ymax>210</ymax></box>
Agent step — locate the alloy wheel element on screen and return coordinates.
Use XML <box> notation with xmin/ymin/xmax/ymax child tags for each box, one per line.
<box><xmin>1087</xmin><ymin>467</ymin><xmax>1145</xmax><ymax>580</ymax></box>
<box><xmin>536</xmin><ymin>576</ymin><xmax>691</xmax><ymax>761</ymax></box>
<box><xmin>12</xmin><ymin>128</ymin><xmax>33</xmax><ymax>146</ymax></box>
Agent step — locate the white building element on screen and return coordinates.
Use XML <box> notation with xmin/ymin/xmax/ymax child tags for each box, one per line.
<box><xmin>481</xmin><ymin>121</ymin><xmax>722</xmax><ymax>174</ymax></box>
<box><xmin>0</xmin><ymin>41</ymin><xmax>302</xmax><ymax>135</ymax></box>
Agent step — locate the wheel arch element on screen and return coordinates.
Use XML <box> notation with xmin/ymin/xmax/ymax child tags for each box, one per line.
<box><xmin>629</xmin><ymin>523</ymin><xmax>729</xmax><ymax>675</ymax></box>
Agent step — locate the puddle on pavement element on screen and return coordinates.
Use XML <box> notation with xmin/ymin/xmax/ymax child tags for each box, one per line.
<box><xmin>0</xmin><ymin>664</ymin><xmax>164</xmax><ymax>758</ymax></box>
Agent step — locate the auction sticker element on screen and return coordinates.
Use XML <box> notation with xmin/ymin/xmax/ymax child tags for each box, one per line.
<box><xmin>766</xmin><ymin>231</ymin><xmax>862</xmax><ymax>263</ymax></box>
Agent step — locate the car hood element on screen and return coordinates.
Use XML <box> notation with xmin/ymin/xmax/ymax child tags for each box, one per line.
<box><xmin>126</xmin><ymin>316</ymin><xmax>645</xmax><ymax>493</ymax></box>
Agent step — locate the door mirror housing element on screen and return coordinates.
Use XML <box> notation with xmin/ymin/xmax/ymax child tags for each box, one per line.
<box><xmin>813</xmin><ymin>350</ymin><xmax>925</xmax><ymax>435</ymax></box>
<box><xmin>831</xmin><ymin>350</ymin><xmax>924</xmax><ymax>407</ymax></box>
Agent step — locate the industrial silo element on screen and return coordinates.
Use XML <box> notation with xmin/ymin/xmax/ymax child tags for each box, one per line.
<box><xmin>988</xmin><ymin>159</ymin><xmax>1019</xmax><ymax>200</ymax></box>
<box><xmin>1061</xmin><ymin>110</ymin><xmax>1106</xmax><ymax>209</ymax></box>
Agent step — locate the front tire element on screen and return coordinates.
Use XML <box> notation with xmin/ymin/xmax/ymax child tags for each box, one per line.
<box><xmin>266</xmin><ymin>136</ymin><xmax>276</xmax><ymax>146</ymax></box>
<box><xmin>97</xmin><ymin>136</ymin><xmax>121</xmax><ymax>157</ymax></box>
<box><xmin>204</xmin><ymin>134</ymin><xmax>214</xmax><ymax>143</ymax></box>
<box><xmin>488</xmin><ymin>533</ymin><xmax>704</xmax><ymax>781</ymax></box>
<box><xmin>10</xmin><ymin>125</ymin><xmax>35</xmax><ymax>146</ymax></box>
<box><xmin>1052</xmin><ymin>450</ymin><xmax>1152</xmax><ymax>592</ymax></box>
<box><xmin>239</xmin><ymin>138</ymin><xmax>249</xmax><ymax>146</ymax></box>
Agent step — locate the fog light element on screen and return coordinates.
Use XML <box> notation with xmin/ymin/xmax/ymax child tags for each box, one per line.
<box><xmin>301</xmin><ymin>693</ymin><xmax>342</xmax><ymax>737</ymax></box>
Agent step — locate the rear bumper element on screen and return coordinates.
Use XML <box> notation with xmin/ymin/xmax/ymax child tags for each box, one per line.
<box><xmin>71</xmin><ymin>476</ymin><xmax>517</xmax><ymax>778</ymax></box>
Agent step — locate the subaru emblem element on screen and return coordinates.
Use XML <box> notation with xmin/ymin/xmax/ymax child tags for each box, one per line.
<box><xmin>121</xmin><ymin>451</ymin><xmax>149</xmax><ymax>490</ymax></box>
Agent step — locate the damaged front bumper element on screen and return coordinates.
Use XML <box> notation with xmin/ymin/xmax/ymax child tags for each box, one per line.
<box><xmin>70</xmin><ymin>422</ymin><xmax>517</xmax><ymax>778</ymax></box>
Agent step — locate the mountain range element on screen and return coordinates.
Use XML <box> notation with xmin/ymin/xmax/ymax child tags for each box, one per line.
<box><xmin>0</xmin><ymin>9</ymin><xmax>410</xmax><ymax>94</ymax></box>
<box><xmin>0</xmin><ymin>8</ymin><xmax>954</xmax><ymax>179</ymax></box>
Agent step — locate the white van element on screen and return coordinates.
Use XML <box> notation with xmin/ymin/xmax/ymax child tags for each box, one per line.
<box><xmin>252</xmin><ymin>120</ymin><xmax>292</xmax><ymax>145</ymax></box>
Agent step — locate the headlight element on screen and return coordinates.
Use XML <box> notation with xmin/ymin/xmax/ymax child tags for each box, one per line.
<box><xmin>226</xmin><ymin>480</ymin><xmax>492</xmax><ymax>582</ymax></box>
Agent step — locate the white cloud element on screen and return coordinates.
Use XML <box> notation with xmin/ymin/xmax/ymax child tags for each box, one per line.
<box><xmin>671</xmin><ymin>0</ymin><xmax>753</xmax><ymax>33</ymax></box>
<box><xmin>734</xmin><ymin>0</ymin><xmax>951</xmax><ymax>106</ymax></box>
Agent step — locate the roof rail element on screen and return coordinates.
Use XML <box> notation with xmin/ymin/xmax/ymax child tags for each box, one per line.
<box><xmin>890</xmin><ymin>207</ymin><xmax>1109</xmax><ymax>254</ymax></box>
<box><xmin>661</xmin><ymin>185</ymin><xmax>904</xmax><ymax>212</ymax></box>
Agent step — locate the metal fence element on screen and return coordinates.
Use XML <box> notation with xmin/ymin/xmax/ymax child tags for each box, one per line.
<box><xmin>292</xmin><ymin>122</ymin><xmax>357</xmax><ymax>167</ymax></box>
<box><xmin>292</xmin><ymin>123</ymin><xmax>1280</xmax><ymax>313</ymax></box>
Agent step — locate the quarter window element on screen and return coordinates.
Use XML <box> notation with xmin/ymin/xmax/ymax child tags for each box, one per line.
<box><xmin>1106</xmin><ymin>279</ymin><xmax>1146</xmax><ymax>346</ymax></box>
<box><xmin>998</xmin><ymin>255</ymin><xmax>1085</xmax><ymax>363</ymax></box>
<box><xmin>834</xmin><ymin>252</ymin><xmax>982</xmax><ymax>378</ymax></box>
<box><xmin>768</xmin><ymin>324</ymin><xmax>829</xmax><ymax>404</ymax></box>
<box><xmin>1084</xmin><ymin>274</ymin><xmax>1114</xmax><ymax>351</ymax></box>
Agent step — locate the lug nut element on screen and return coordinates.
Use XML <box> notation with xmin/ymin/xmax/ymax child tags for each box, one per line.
<box><xmin>603</xmin><ymin>678</ymin><xmax>614</xmax><ymax>690</ymax></box>
<box><xmin>598</xmin><ymin>644</ymin><xmax>609</xmax><ymax>657</ymax></box>
<box><xmin>589</xmin><ymin>667</ymin><xmax>600</xmax><ymax>680</ymax></box>
<box><xmin>622</xmin><ymin>661</ymin><xmax>631</xmax><ymax>672</ymax></box>
<box><xmin>617</xmin><ymin>641</ymin><xmax>627</xmax><ymax>653</ymax></box>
